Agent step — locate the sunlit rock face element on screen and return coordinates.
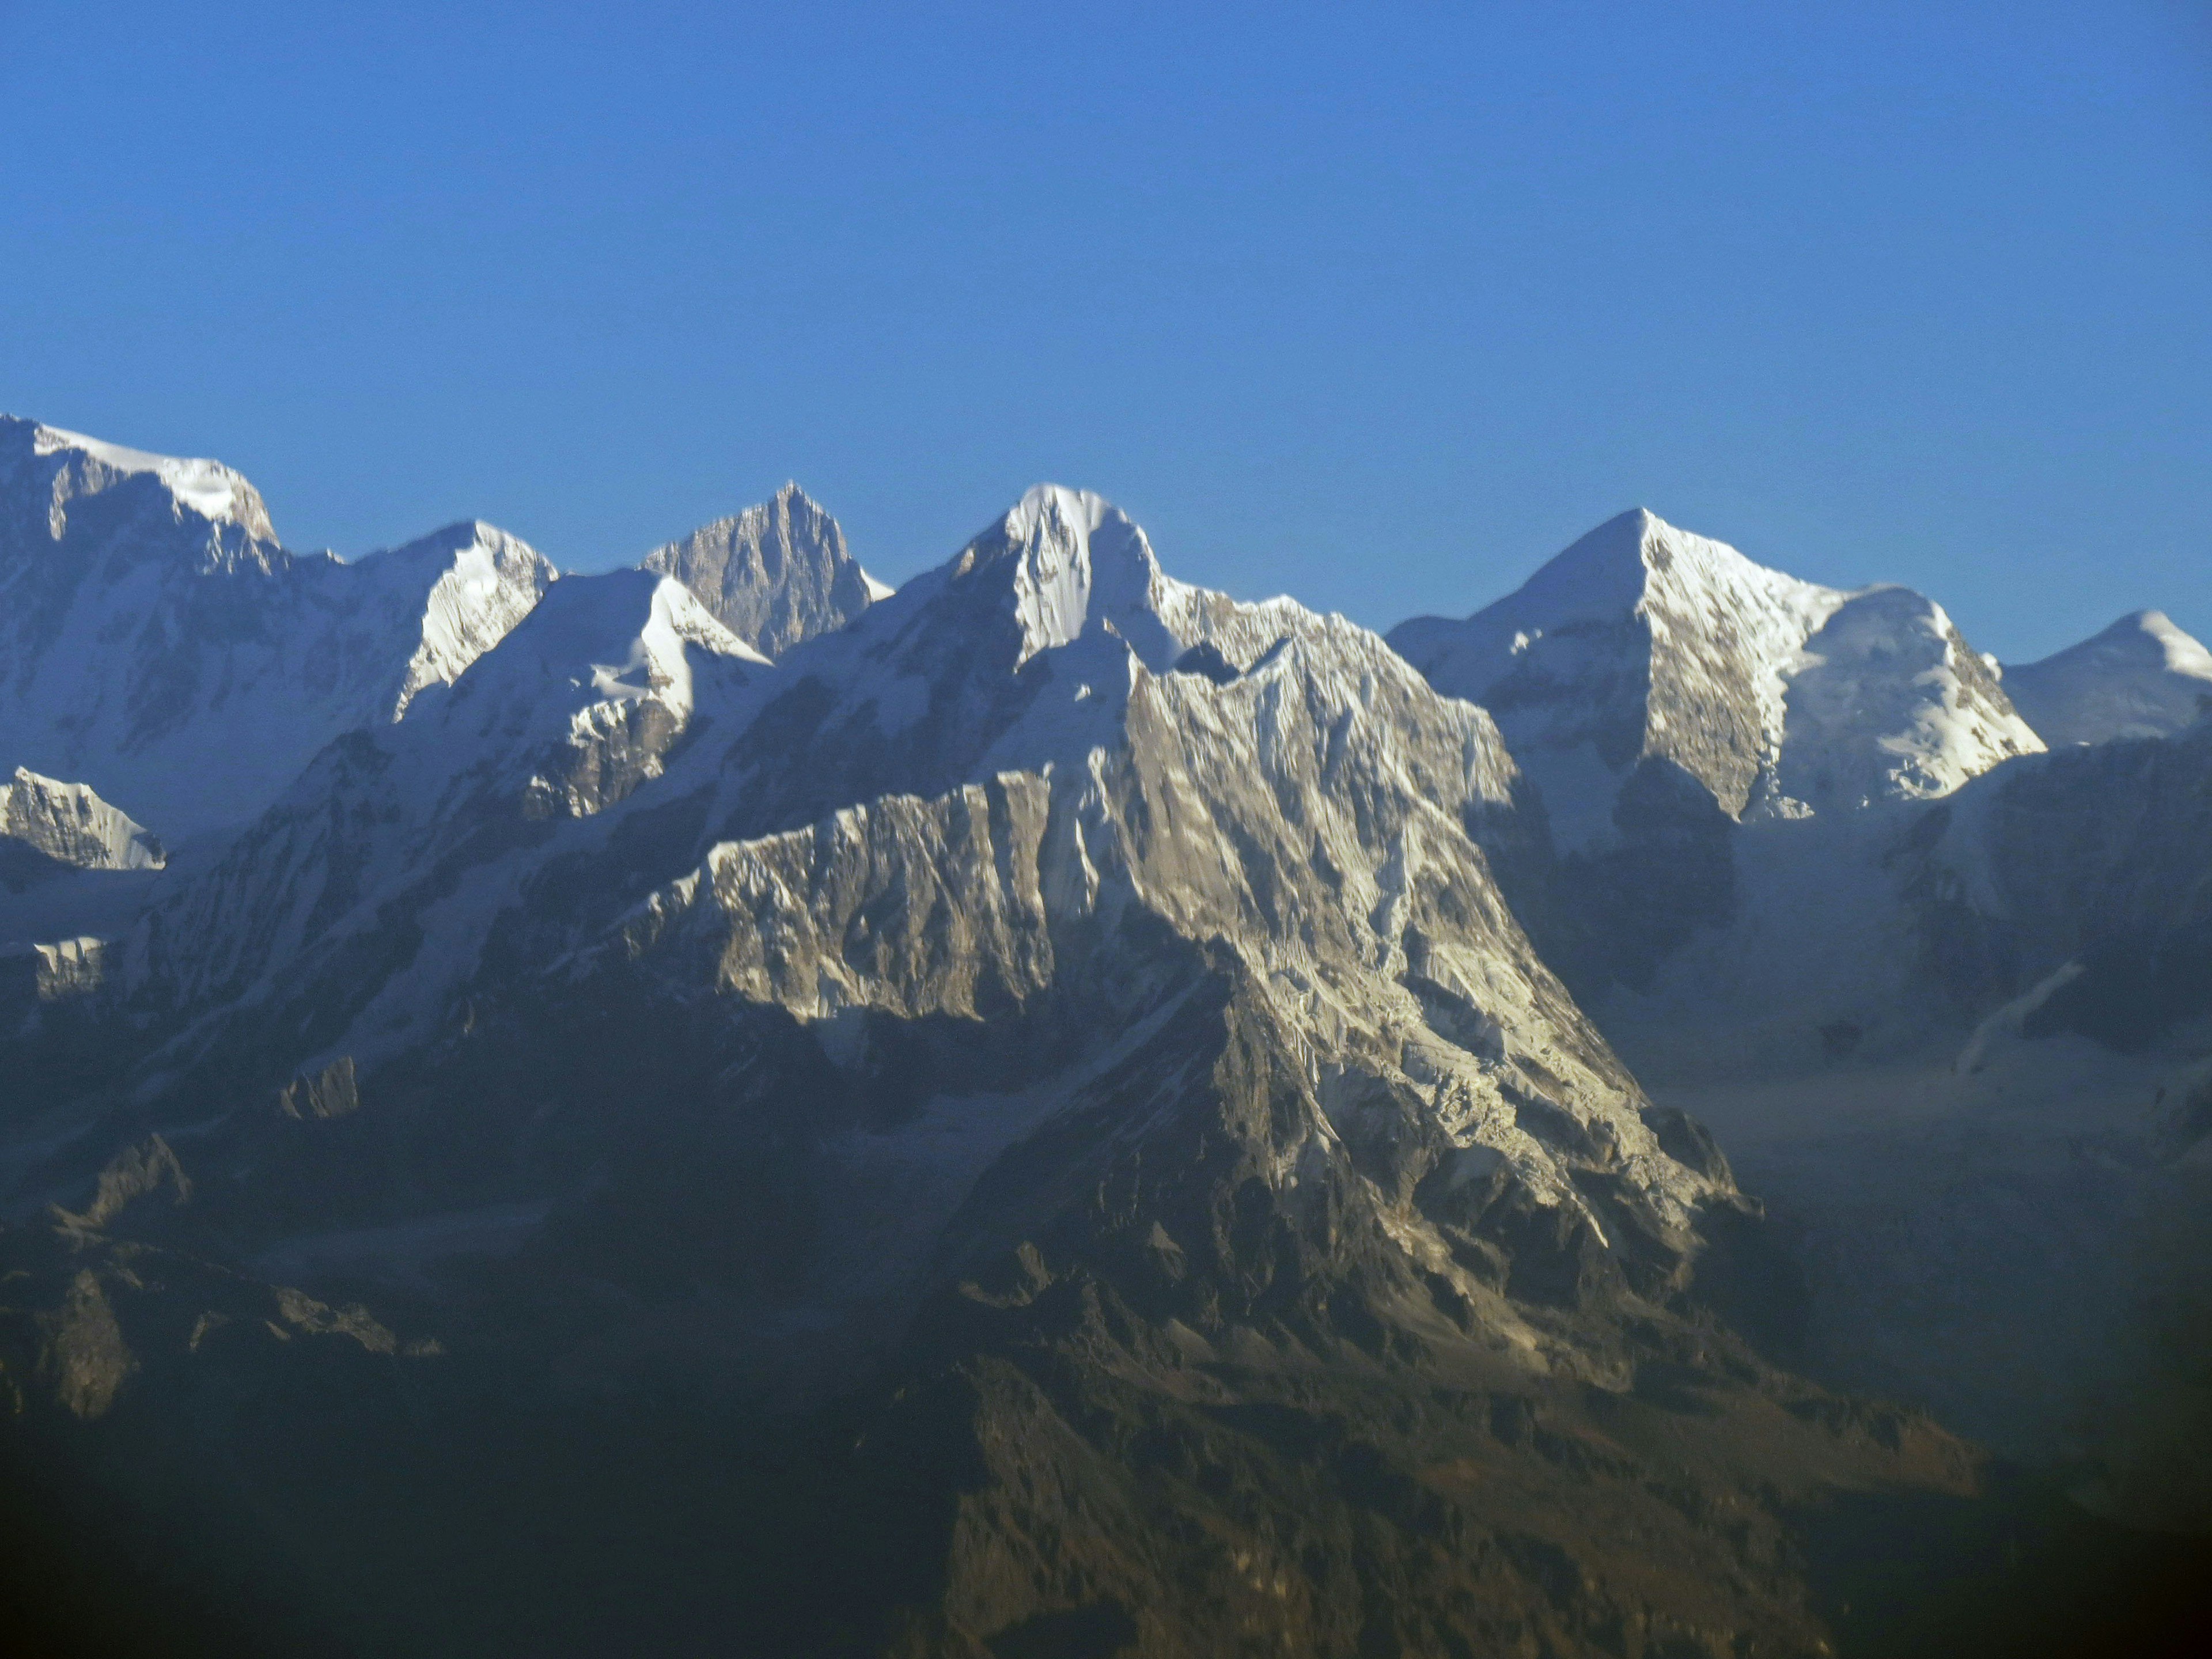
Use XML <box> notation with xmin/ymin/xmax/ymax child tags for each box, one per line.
<box><xmin>642</xmin><ymin>481</ymin><xmax>888</xmax><ymax>658</ymax></box>
<box><xmin>1</xmin><ymin>768</ymin><xmax>165</xmax><ymax>891</ymax></box>
<box><xmin>1389</xmin><ymin>509</ymin><xmax>2044</xmax><ymax>999</ymax></box>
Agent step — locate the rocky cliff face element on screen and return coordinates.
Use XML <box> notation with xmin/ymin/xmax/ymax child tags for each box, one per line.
<box><xmin>1391</xmin><ymin>509</ymin><xmax>2042</xmax><ymax>842</ymax></box>
<box><xmin>642</xmin><ymin>480</ymin><xmax>887</xmax><ymax>657</ymax></box>
<box><xmin>1390</xmin><ymin>509</ymin><xmax>2044</xmax><ymax>999</ymax></box>
<box><xmin>1</xmin><ymin>768</ymin><xmax>164</xmax><ymax>892</ymax></box>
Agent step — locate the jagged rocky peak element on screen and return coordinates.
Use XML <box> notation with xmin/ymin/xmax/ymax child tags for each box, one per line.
<box><xmin>0</xmin><ymin>768</ymin><xmax>164</xmax><ymax>891</ymax></box>
<box><xmin>1388</xmin><ymin>508</ymin><xmax>2040</xmax><ymax>847</ymax></box>
<box><xmin>642</xmin><ymin>481</ymin><xmax>887</xmax><ymax>657</ymax></box>
<box><xmin>954</xmin><ymin>483</ymin><xmax>1172</xmax><ymax>665</ymax></box>
<box><xmin>938</xmin><ymin>482</ymin><xmax>1306</xmax><ymax>677</ymax></box>
<box><xmin>2003</xmin><ymin>608</ymin><xmax>2212</xmax><ymax>747</ymax></box>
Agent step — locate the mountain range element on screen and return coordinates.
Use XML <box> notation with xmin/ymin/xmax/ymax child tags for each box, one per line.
<box><xmin>2</xmin><ymin>419</ymin><xmax>2207</xmax><ymax>1658</ymax></box>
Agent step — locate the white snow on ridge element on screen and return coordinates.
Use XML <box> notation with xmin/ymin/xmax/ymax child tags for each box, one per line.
<box><xmin>33</xmin><ymin>422</ymin><xmax>270</xmax><ymax>534</ymax></box>
<box><xmin>2</xmin><ymin>420</ymin><xmax>561</xmax><ymax>839</ymax></box>
<box><xmin>968</xmin><ymin>484</ymin><xmax>1175</xmax><ymax>668</ymax></box>
<box><xmin>2003</xmin><ymin>609</ymin><xmax>2212</xmax><ymax>747</ymax></box>
<box><xmin>372</xmin><ymin>522</ymin><xmax>563</xmax><ymax>717</ymax></box>
<box><xmin>1777</xmin><ymin>586</ymin><xmax>2043</xmax><ymax>810</ymax></box>
<box><xmin>1390</xmin><ymin>507</ymin><xmax>2042</xmax><ymax>843</ymax></box>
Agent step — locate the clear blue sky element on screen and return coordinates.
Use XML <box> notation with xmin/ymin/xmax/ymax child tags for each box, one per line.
<box><xmin>3</xmin><ymin>1</ymin><xmax>2206</xmax><ymax>660</ymax></box>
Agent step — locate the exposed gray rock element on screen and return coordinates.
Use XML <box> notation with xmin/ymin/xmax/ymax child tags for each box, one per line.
<box><xmin>642</xmin><ymin>482</ymin><xmax>885</xmax><ymax>657</ymax></box>
<box><xmin>0</xmin><ymin>767</ymin><xmax>164</xmax><ymax>890</ymax></box>
<box><xmin>1389</xmin><ymin>508</ymin><xmax>2041</xmax><ymax>847</ymax></box>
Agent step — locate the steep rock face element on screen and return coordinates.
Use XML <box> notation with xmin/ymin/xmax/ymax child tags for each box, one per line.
<box><xmin>2003</xmin><ymin>609</ymin><xmax>2212</xmax><ymax>747</ymax></box>
<box><xmin>1</xmin><ymin>768</ymin><xmax>164</xmax><ymax>891</ymax></box>
<box><xmin>643</xmin><ymin>481</ymin><xmax>887</xmax><ymax>657</ymax></box>
<box><xmin>0</xmin><ymin>418</ymin><xmax>558</xmax><ymax>836</ymax></box>
<box><xmin>1389</xmin><ymin>510</ymin><xmax>1848</xmax><ymax>846</ymax></box>
<box><xmin>1388</xmin><ymin>510</ymin><xmax>2043</xmax><ymax>1001</ymax></box>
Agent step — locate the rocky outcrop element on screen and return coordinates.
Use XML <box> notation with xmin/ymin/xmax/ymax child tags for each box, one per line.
<box><xmin>0</xmin><ymin>768</ymin><xmax>164</xmax><ymax>891</ymax></box>
<box><xmin>643</xmin><ymin>482</ymin><xmax>886</xmax><ymax>657</ymax></box>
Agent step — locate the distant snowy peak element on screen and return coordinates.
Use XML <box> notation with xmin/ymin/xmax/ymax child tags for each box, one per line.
<box><xmin>2003</xmin><ymin>609</ymin><xmax>2212</xmax><ymax>747</ymax></box>
<box><xmin>6</xmin><ymin>415</ymin><xmax>278</xmax><ymax>546</ymax></box>
<box><xmin>1389</xmin><ymin>510</ymin><xmax>1846</xmax><ymax>841</ymax></box>
<box><xmin>1</xmin><ymin>768</ymin><xmax>164</xmax><ymax>889</ymax></box>
<box><xmin>461</xmin><ymin>566</ymin><xmax>764</xmax><ymax>707</ymax></box>
<box><xmin>1388</xmin><ymin>509</ymin><xmax>2039</xmax><ymax>846</ymax></box>
<box><xmin>897</xmin><ymin>483</ymin><xmax>1316</xmax><ymax>688</ymax></box>
<box><xmin>642</xmin><ymin>482</ymin><xmax>884</xmax><ymax>657</ymax></box>
<box><xmin>0</xmin><ymin>416</ymin><xmax>569</xmax><ymax>838</ymax></box>
<box><xmin>416</xmin><ymin>567</ymin><xmax>765</xmax><ymax>817</ymax></box>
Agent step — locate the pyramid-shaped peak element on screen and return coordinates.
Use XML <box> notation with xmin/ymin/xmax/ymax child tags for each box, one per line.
<box><xmin>964</xmin><ymin>485</ymin><xmax>1159</xmax><ymax>581</ymax></box>
<box><xmin>1510</xmin><ymin>507</ymin><xmax>1839</xmax><ymax>626</ymax></box>
<box><xmin>374</xmin><ymin>518</ymin><xmax>544</xmax><ymax>562</ymax></box>
<box><xmin>2017</xmin><ymin>609</ymin><xmax>2212</xmax><ymax>677</ymax></box>
<box><xmin>642</xmin><ymin>483</ymin><xmax>877</xmax><ymax>658</ymax></box>
<box><xmin>516</xmin><ymin>567</ymin><xmax>762</xmax><ymax>664</ymax></box>
<box><xmin>2003</xmin><ymin>606</ymin><xmax>2212</xmax><ymax>746</ymax></box>
<box><xmin>954</xmin><ymin>485</ymin><xmax>1166</xmax><ymax>667</ymax></box>
<box><xmin>2103</xmin><ymin>609</ymin><xmax>2212</xmax><ymax>673</ymax></box>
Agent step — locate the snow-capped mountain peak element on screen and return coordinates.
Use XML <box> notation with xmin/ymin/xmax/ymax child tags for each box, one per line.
<box><xmin>1388</xmin><ymin>509</ymin><xmax>2039</xmax><ymax>846</ymax></box>
<box><xmin>16</xmin><ymin>416</ymin><xmax>278</xmax><ymax>543</ymax></box>
<box><xmin>1775</xmin><ymin>584</ymin><xmax>2041</xmax><ymax>808</ymax></box>
<box><xmin>2003</xmin><ymin>608</ymin><xmax>2212</xmax><ymax>745</ymax></box>
<box><xmin>365</xmin><ymin>520</ymin><xmax>563</xmax><ymax>717</ymax></box>
<box><xmin>956</xmin><ymin>483</ymin><xmax>1175</xmax><ymax>668</ymax></box>
<box><xmin>1391</xmin><ymin>510</ymin><xmax>1846</xmax><ymax>843</ymax></box>
<box><xmin>472</xmin><ymin>566</ymin><xmax>766</xmax><ymax>714</ymax></box>
<box><xmin>2133</xmin><ymin>608</ymin><xmax>2212</xmax><ymax>677</ymax></box>
<box><xmin>1</xmin><ymin>419</ymin><xmax>559</xmax><ymax>837</ymax></box>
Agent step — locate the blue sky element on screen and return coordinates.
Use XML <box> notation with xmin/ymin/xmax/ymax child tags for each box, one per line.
<box><xmin>2</xmin><ymin>1</ymin><xmax>2206</xmax><ymax>660</ymax></box>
